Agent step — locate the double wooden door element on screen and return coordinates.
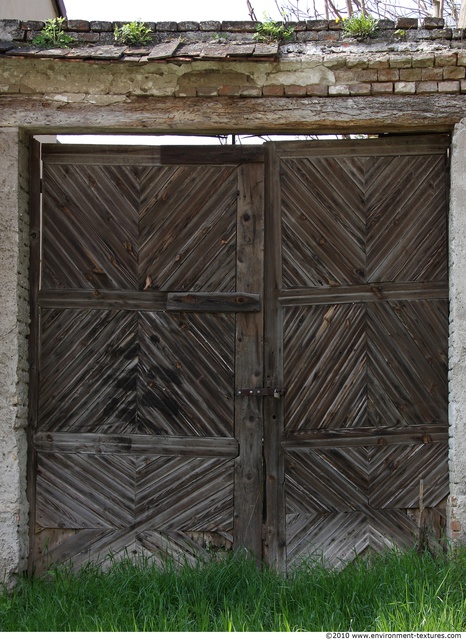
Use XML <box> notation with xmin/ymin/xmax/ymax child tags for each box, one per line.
<box><xmin>29</xmin><ymin>136</ymin><xmax>449</xmax><ymax>573</ymax></box>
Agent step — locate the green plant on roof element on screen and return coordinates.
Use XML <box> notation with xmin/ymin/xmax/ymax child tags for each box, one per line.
<box><xmin>254</xmin><ymin>13</ymin><xmax>294</xmax><ymax>43</ymax></box>
<box><xmin>32</xmin><ymin>17</ymin><xmax>74</xmax><ymax>48</ymax></box>
<box><xmin>114</xmin><ymin>21</ymin><xmax>153</xmax><ymax>46</ymax></box>
<box><xmin>341</xmin><ymin>13</ymin><xmax>379</xmax><ymax>39</ymax></box>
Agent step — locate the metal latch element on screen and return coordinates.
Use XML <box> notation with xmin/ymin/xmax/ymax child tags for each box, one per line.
<box><xmin>236</xmin><ymin>387</ymin><xmax>283</xmax><ymax>398</ymax></box>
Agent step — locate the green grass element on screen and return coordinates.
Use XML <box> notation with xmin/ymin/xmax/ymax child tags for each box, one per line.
<box><xmin>1</xmin><ymin>548</ymin><xmax>466</xmax><ymax>631</ymax></box>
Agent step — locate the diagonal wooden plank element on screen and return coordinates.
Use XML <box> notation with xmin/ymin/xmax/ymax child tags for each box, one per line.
<box><xmin>135</xmin><ymin>456</ymin><xmax>234</xmax><ymax>530</ymax></box>
<box><xmin>36</xmin><ymin>453</ymin><xmax>136</xmax><ymax>528</ymax></box>
<box><xmin>286</xmin><ymin>508</ymin><xmax>419</xmax><ymax>570</ymax></box>
<box><xmin>280</xmin><ymin>156</ymin><xmax>366</xmax><ymax>287</ymax></box>
<box><xmin>367</xmin><ymin>301</ymin><xmax>448</xmax><ymax>426</ymax></box>
<box><xmin>137</xmin><ymin>311</ymin><xmax>235</xmax><ymax>437</ymax></box>
<box><xmin>139</xmin><ymin>165</ymin><xmax>238</xmax><ymax>292</ymax></box>
<box><xmin>284</xmin><ymin>304</ymin><xmax>367</xmax><ymax>432</ymax></box>
<box><xmin>366</xmin><ymin>155</ymin><xmax>448</xmax><ymax>283</ymax></box>
<box><xmin>38</xmin><ymin>308</ymin><xmax>138</xmax><ymax>433</ymax></box>
<box><xmin>42</xmin><ymin>164</ymin><xmax>139</xmax><ymax>289</ymax></box>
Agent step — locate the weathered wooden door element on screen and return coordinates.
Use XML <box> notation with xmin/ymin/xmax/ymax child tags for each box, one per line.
<box><xmin>29</xmin><ymin>144</ymin><xmax>265</xmax><ymax>572</ymax></box>
<box><xmin>263</xmin><ymin>135</ymin><xmax>449</xmax><ymax>570</ymax></box>
<box><xmin>29</xmin><ymin>135</ymin><xmax>449</xmax><ymax>573</ymax></box>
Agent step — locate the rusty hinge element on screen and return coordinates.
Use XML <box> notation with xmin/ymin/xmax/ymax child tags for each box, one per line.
<box><xmin>236</xmin><ymin>387</ymin><xmax>283</xmax><ymax>398</ymax></box>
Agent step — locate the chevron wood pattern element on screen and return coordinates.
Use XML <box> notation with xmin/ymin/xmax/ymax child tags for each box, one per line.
<box><xmin>34</xmin><ymin>452</ymin><xmax>235</xmax><ymax>571</ymax></box>
<box><xmin>137</xmin><ymin>311</ymin><xmax>234</xmax><ymax>436</ymax></box>
<box><xmin>285</xmin><ymin>508</ymin><xmax>421</xmax><ymax>569</ymax></box>
<box><xmin>283</xmin><ymin>300</ymin><xmax>448</xmax><ymax>433</ymax></box>
<box><xmin>31</xmin><ymin>148</ymin><xmax>254</xmax><ymax>574</ymax></box>
<box><xmin>284</xmin><ymin>443</ymin><xmax>449</xmax><ymax>514</ymax></box>
<box><xmin>42</xmin><ymin>164</ymin><xmax>140</xmax><ymax>290</ymax></box>
<box><xmin>32</xmin><ymin>138</ymin><xmax>449</xmax><ymax>574</ymax></box>
<box><xmin>280</xmin><ymin>153</ymin><xmax>447</xmax><ymax>288</ymax></box>
<box><xmin>267</xmin><ymin>138</ymin><xmax>449</xmax><ymax>571</ymax></box>
<box><xmin>38</xmin><ymin>308</ymin><xmax>138</xmax><ymax>433</ymax></box>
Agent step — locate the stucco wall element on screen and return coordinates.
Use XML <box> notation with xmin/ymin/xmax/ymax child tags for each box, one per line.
<box><xmin>0</xmin><ymin>128</ymin><xmax>30</xmax><ymax>587</ymax></box>
<box><xmin>448</xmin><ymin>122</ymin><xmax>466</xmax><ymax>544</ymax></box>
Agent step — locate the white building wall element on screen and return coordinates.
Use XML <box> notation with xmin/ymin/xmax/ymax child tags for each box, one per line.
<box><xmin>0</xmin><ymin>0</ymin><xmax>58</xmax><ymax>20</ymax></box>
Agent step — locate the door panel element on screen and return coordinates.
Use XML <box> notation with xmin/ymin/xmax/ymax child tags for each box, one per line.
<box><xmin>30</xmin><ymin>146</ymin><xmax>264</xmax><ymax>572</ymax></box>
<box><xmin>265</xmin><ymin>135</ymin><xmax>450</xmax><ymax>571</ymax></box>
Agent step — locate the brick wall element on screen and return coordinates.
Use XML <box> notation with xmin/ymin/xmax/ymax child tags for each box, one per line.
<box><xmin>1</xmin><ymin>18</ymin><xmax>466</xmax><ymax>98</ymax></box>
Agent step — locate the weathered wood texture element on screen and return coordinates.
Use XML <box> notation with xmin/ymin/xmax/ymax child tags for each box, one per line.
<box><xmin>267</xmin><ymin>136</ymin><xmax>450</xmax><ymax>570</ymax></box>
<box><xmin>2</xmin><ymin>96</ymin><xmax>465</xmax><ymax>134</ymax></box>
<box><xmin>30</xmin><ymin>136</ymin><xmax>449</xmax><ymax>572</ymax></box>
<box><xmin>31</xmin><ymin>146</ymin><xmax>264</xmax><ymax>572</ymax></box>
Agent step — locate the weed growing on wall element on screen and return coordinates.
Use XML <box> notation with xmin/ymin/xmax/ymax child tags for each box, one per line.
<box><xmin>32</xmin><ymin>18</ymin><xmax>74</xmax><ymax>48</ymax></box>
<box><xmin>114</xmin><ymin>21</ymin><xmax>153</xmax><ymax>46</ymax></box>
<box><xmin>340</xmin><ymin>13</ymin><xmax>379</xmax><ymax>39</ymax></box>
<box><xmin>254</xmin><ymin>14</ymin><xmax>294</xmax><ymax>43</ymax></box>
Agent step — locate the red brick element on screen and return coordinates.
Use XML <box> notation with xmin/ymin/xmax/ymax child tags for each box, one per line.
<box><xmin>435</xmin><ymin>52</ymin><xmax>457</xmax><ymax>66</ymax></box>
<box><xmin>371</xmin><ymin>82</ymin><xmax>393</xmax><ymax>94</ymax></box>
<box><xmin>389</xmin><ymin>54</ymin><xmax>412</xmax><ymax>68</ymax></box>
<box><xmin>417</xmin><ymin>81</ymin><xmax>438</xmax><ymax>93</ymax></box>
<box><xmin>394</xmin><ymin>82</ymin><xmax>416</xmax><ymax>94</ymax></box>
<box><xmin>239</xmin><ymin>87</ymin><xmax>262</xmax><ymax>97</ymax></box>
<box><xmin>66</xmin><ymin>20</ymin><xmax>90</xmax><ymax>31</ymax></box>
<box><xmin>262</xmin><ymin>85</ymin><xmax>284</xmax><ymax>96</ymax></box>
<box><xmin>349</xmin><ymin>83</ymin><xmax>371</xmax><ymax>95</ymax></box>
<box><xmin>451</xmin><ymin>519</ymin><xmax>462</xmax><ymax>532</ymax></box>
<box><xmin>421</xmin><ymin>67</ymin><xmax>443</xmax><ymax>81</ymax></box>
<box><xmin>218</xmin><ymin>85</ymin><xmax>242</xmax><ymax>96</ymax></box>
<box><xmin>443</xmin><ymin>66</ymin><xmax>466</xmax><ymax>80</ymax></box>
<box><xmin>284</xmin><ymin>85</ymin><xmax>307</xmax><ymax>96</ymax></box>
<box><xmin>306</xmin><ymin>85</ymin><xmax>328</xmax><ymax>96</ymax></box>
<box><xmin>317</xmin><ymin>31</ymin><xmax>340</xmax><ymax>41</ymax></box>
<box><xmin>438</xmin><ymin>80</ymin><xmax>460</xmax><ymax>93</ymax></box>
<box><xmin>368</xmin><ymin>56</ymin><xmax>390</xmax><ymax>69</ymax></box>
<box><xmin>328</xmin><ymin>84</ymin><xmax>350</xmax><ymax>96</ymax></box>
<box><xmin>377</xmin><ymin>68</ymin><xmax>399</xmax><ymax>81</ymax></box>
<box><xmin>400</xmin><ymin>68</ymin><xmax>422</xmax><ymax>81</ymax></box>
<box><xmin>412</xmin><ymin>54</ymin><xmax>435</xmax><ymax>68</ymax></box>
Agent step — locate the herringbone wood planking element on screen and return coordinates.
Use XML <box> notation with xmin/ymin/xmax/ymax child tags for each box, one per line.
<box><xmin>285</xmin><ymin>509</ymin><xmax>420</xmax><ymax>569</ymax></box>
<box><xmin>280</xmin><ymin>154</ymin><xmax>447</xmax><ymax>288</ymax></box>
<box><xmin>33</xmin><ymin>139</ymin><xmax>449</xmax><ymax>573</ymax></box>
<box><xmin>284</xmin><ymin>304</ymin><xmax>367</xmax><ymax>432</ymax></box>
<box><xmin>33</xmin><ymin>148</ymin><xmax>258</xmax><ymax>573</ymax></box>
<box><xmin>35</xmin><ymin>452</ymin><xmax>235</xmax><ymax>568</ymax></box>
<box><xmin>366</xmin><ymin>155</ymin><xmax>448</xmax><ymax>282</ymax></box>
<box><xmin>273</xmin><ymin>139</ymin><xmax>449</xmax><ymax>569</ymax></box>
<box><xmin>283</xmin><ymin>300</ymin><xmax>448</xmax><ymax>432</ymax></box>
<box><xmin>284</xmin><ymin>443</ymin><xmax>448</xmax><ymax>514</ymax></box>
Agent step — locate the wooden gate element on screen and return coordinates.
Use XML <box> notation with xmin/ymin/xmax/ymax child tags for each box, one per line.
<box><xmin>29</xmin><ymin>135</ymin><xmax>449</xmax><ymax>573</ymax></box>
